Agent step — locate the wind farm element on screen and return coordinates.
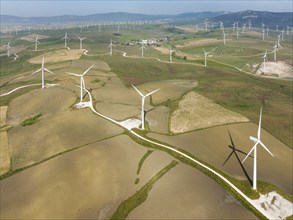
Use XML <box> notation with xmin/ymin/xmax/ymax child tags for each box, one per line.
<box><xmin>0</xmin><ymin>5</ymin><xmax>292</xmax><ymax>220</ymax></box>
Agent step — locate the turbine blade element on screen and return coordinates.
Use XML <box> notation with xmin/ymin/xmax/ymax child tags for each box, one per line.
<box><xmin>228</xmin><ymin>130</ymin><xmax>235</xmax><ymax>148</ymax></box>
<box><xmin>259</xmin><ymin>141</ymin><xmax>274</xmax><ymax>157</ymax></box>
<box><xmin>223</xmin><ymin>151</ymin><xmax>234</xmax><ymax>166</ymax></box>
<box><xmin>44</xmin><ymin>68</ymin><xmax>54</xmax><ymax>74</ymax></box>
<box><xmin>258</xmin><ymin>108</ymin><xmax>262</xmax><ymax>139</ymax></box>
<box><xmin>66</xmin><ymin>72</ymin><xmax>81</xmax><ymax>77</ymax></box>
<box><xmin>145</xmin><ymin>88</ymin><xmax>160</xmax><ymax>97</ymax></box>
<box><xmin>132</xmin><ymin>84</ymin><xmax>144</xmax><ymax>97</ymax></box>
<box><xmin>32</xmin><ymin>68</ymin><xmax>42</xmax><ymax>74</ymax></box>
<box><xmin>242</xmin><ymin>143</ymin><xmax>257</xmax><ymax>163</ymax></box>
<box><xmin>203</xmin><ymin>49</ymin><xmax>206</xmax><ymax>54</ymax></box>
<box><xmin>82</xmin><ymin>64</ymin><xmax>94</xmax><ymax>76</ymax></box>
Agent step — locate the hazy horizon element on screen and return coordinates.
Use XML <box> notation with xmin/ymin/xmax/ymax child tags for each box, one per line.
<box><xmin>1</xmin><ymin>0</ymin><xmax>292</xmax><ymax>17</ymax></box>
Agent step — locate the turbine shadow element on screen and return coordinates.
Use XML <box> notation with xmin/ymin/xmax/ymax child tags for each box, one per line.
<box><xmin>223</xmin><ymin>130</ymin><xmax>253</xmax><ymax>186</ymax></box>
<box><xmin>82</xmin><ymin>88</ymin><xmax>92</xmax><ymax>99</ymax></box>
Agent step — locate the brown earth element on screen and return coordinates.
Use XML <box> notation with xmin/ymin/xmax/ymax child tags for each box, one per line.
<box><xmin>170</xmin><ymin>91</ymin><xmax>249</xmax><ymax>133</ymax></box>
<box><xmin>29</xmin><ymin>49</ymin><xmax>84</xmax><ymax>64</ymax></box>
<box><xmin>149</xmin><ymin>122</ymin><xmax>293</xmax><ymax>194</ymax></box>
<box><xmin>128</xmin><ymin>163</ymin><xmax>256</xmax><ymax>219</ymax></box>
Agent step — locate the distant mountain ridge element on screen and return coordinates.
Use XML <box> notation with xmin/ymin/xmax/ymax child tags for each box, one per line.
<box><xmin>0</xmin><ymin>11</ymin><xmax>225</xmax><ymax>24</ymax></box>
<box><xmin>211</xmin><ymin>10</ymin><xmax>292</xmax><ymax>28</ymax></box>
<box><xmin>1</xmin><ymin>11</ymin><xmax>292</xmax><ymax>28</ymax></box>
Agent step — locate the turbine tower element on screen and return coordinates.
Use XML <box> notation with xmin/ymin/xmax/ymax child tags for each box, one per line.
<box><xmin>276</xmin><ymin>25</ymin><xmax>279</xmax><ymax>32</ymax></box>
<box><xmin>203</xmin><ymin>47</ymin><xmax>216</xmax><ymax>67</ymax></box>
<box><xmin>108</xmin><ymin>39</ymin><xmax>115</xmax><ymax>56</ymax></box>
<box><xmin>132</xmin><ymin>84</ymin><xmax>160</xmax><ymax>130</ymax></box>
<box><xmin>61</xmin><ymin>32</ymin><xmax>70</xmax><ymax>48</ymax></box>
<box><xmin>4</xmin><ymin>40</ymin><xmax>12</xmax><ymax>57</ymax></box>
<box><xmin>32</xmin><ymin>56</ymin><xmax>54</xmax><ymax>89</ymax></box>
<box><xmin>281</xmin><ymin>30</ymin><xmax>284</xmax><ymax>41</ymax></box>
<box><xmin>273</xmin><ymin>43</ymin><xmax>278</xmax><ymax>62</ymax></box>
<box><xmin>33</xmin><ymin>35</ymin><xmax>40</xmax><ymax>51</ymax></box>
<box><xmin>169</xmin><ymin>47</ymin><xmax>176</xmax><ymax>63</ymax></box>
<box><xmin>242</xmin><ymin>108</ymin><xmax>274</xmax><ymax>190</ymax></box>
<box><xmin>261</xmin><ymin>50</ymin><xmax>268</xmax><ymax>72</ymax></box>
<box><xmin>77</xmin><ymin>35</ymin><xmax>86</xmax><ymax>50</ymax></box>
<box><xmin>236</xmin><ymin>27</ymin><xmax>239</xmax><ymax>39</ymax></box>
<box><xmin>66</xmin><ymin>64</ymin><xmax>94</xmax><ymax>102</ymax></box>
<box><xmin>222</xmin><ymin>30</ymin><xmax>227</xmax><ymax>45</ymax></box>
<box><xmin>139</xmin><ymin>43</ymin><xmax>146</xmax><ymax>58</ymax></box>
<box><xmin>266</xmin><ymin>27</ymin><xmax>269</xmax><ymax>37</ymax></box>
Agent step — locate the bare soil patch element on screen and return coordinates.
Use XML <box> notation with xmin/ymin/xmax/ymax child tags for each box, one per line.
<box><xmin>170</xmin><ymin>91</ymin><xmax>249</xmax><ymax>133</ymax></box>
<box><xmin>176</xmin><ymin>38</ymin><xmax>222</xmax><ymax>48</ymax></box>
<box><xmin>152</xmin><ymin>46</ymin><xmax>169</xmax><ymax>55</ymax></box>
<box><xmin>176</xmin><ymin>26</ymin><xmax>198</xmax><ymax>33</ymax></box>
<box><xmin>256</xmin><ymin>61</ymin><xmax>293</xmax><ymax>79</ymax></box>
<box><xmin>0</xmin><ymin>106</ymin><xmax>8</xmax><ymax>126</ymax></box>
<box><xmin>0</xmin><ymin>131</ymin><xmax>10</xmax><ymax>175</ymax></box>
<box><xmin>149</xmin><ymin>122</ymin><xmax>293</xmax><ymax>194</ymax></box>
<box><xmin>29</xmin><ymin>49</ymin><xmax>83</xmax><ymax>64</ymax></box>
<box><xmin>128</xmin><ymin>163</ymin><xmax>256</xmax><ymax>219</ymax></box>
<box><xmin>0</xmin><ymin>135</ymin><xmax>181</xmax><ymax>219</ymax></box>
<box><xmin>20</xmin><ymin>34</ymin><xmax>49</xmax><ymax>42</ymax></box>
<box><xmin>147</xmin><ymin>106</ymin><xmax>170</xmax><ymax>134</ymax></box>
<box><xmin>7</xmin><ymin>87</ymin><xmax>76</xmax><ymax>126</ymax></box>
<box><xmin>138</xmin><ymin>80</ymin><xmax>198</xmax><ymax>105</ymax></box>
<box><xmin>8</xmin><ymin>107</ymin><xmax>123</xmax><ymax>170</ymax></box>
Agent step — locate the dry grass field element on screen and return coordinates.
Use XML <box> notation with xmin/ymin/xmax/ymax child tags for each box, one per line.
<box><xmin>0</xmin><ymin>135</ymin><xmax>181</xmax><ymax>219</ymax></box>
<box><xmin>128</xmin><ymin>163</ymin><xmax>256</xmax><ymax>219</ymax></box>
<box><xmin>176</xmin><ymin>38</ymin><xmax>223</xmax><ymax>48</ymax></box>
<box><xmin>170</xmin><ymin>91</ymin><xmax>249</xmax><ymax>133</ymax></box>
<box><xmin>149</xmin><ymin>122</ymin><xmax>293</xmax><ymax>194</ymax></box>
<box><xmin>136</xmin><ymin>79</ymin><xmax>198</xmax><ymax>104</ymax></box>
<box><xmin>29</xmin><ymin>49</ymin><xmax>84</xmax><ymax>63</ymax></box>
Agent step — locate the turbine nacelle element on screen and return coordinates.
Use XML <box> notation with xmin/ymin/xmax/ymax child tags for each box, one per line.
<box><xmin>249</xmin><ymin>136</ymin><xmax>258</xmax><ymax>143</ymax></box>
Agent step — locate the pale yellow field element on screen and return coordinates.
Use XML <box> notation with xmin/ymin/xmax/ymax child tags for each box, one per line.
<box><xmin>20</xmin><ymin>34</ymin><xmax>50</xmax><ymax>42</ymax></box>
<box><xmin>29</xmin><ymin>49</ymin><xmax>83</xmax><ymax>64</ymax></box>
<box><xmin>170</xmin><ymin>91</ymin><xmax>249</xmax><ymax>133</ymax></box>
<box><xmin>0</xmin><ymin>106</ymin><xmax>8</xmax><ymax>126</ymax></box>
<box><xmin>136</xmin><ymin>79</ymin><xmax>198</xmax><ymax>104</ymax></box>
<box><xmin>128</xmin><ymin>163</ymin><xmax>256</xmax><ymax>219</ymax></box>
<box><xmin>176</xmin><ymin>38</ymin><xmax>223</xmax><ymax>48</ymax></box>
<box><xmin>0</xmin><ymin>135</ymin><xmax>177</xmax><ymax>219</ymax></box>
<box><xmin>149</xmin><ymin>122</ymin><xmax>293</xmax><ymax>194</ymax></box>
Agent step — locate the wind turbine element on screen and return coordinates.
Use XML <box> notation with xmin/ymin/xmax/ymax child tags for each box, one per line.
<box><xmin>98</xmin><ymin>24</ymin><xmax>101</xmax><ymax>32</ymax></box>
<box><xmin>266</xmin><ymin>27</ymin><xmax>269</xmax><ymax>37</ymax></box>
<box><xmin>232</xmin><ymin>22</ymin><xmax>236</xmax><ymax>32</ymax></box>
<box><xmin>242</xmin><ymin>108</ymin><xmax>274</xmax><ymax>190</ymax></box>
<box><xmin>108</xmin><ymin>39</ymin><xmax>115</xmax><ymax>56</ymax></box>
<box><xmin>61</xmin><ymin>32</ymin><xmax>70</xmax><ymax>48</ymax></box>
<box><xmin>277</xmin><ymin>35</ymin><xmax>283</xmax><ymax>49</ymax></box>
<box><xmin>28</xmin><ymin>27</ymin><xmax>31</xmax><ymax>35</ymax></box>
<box><xmin>262</xmin><ymin>29</ymin><xmax>265</xmax><ymax>41</ymax></box>
<box><xmin>261</xmin><ymin>50</ymin><xmax>268</xmax><ymax>72</ymax></box>
<box><xmin>273</xmin><ymin>43</ymin><xmax>278</xmax><ymax>62</ymax></box>
<box><xmin>203</xmin><ymin>47</ymin><xmax>216</xmax><ymax>67</ymax></box>
<box><xmin>4</xmin><ymin>40</ymin><xmax>12</xmax><ymax>57</ymax></box>
<box><xmin>205</xmin><ymin>21</ymin><xmax>208</xmax><ymax>31</ymax></box>
<box><xmin>132</xmin><ymin>84</ymin><xmax>160</xmax><ymax>130</ymax></box>
<box><xmin>248</xmin><ymin>20</ymin><xmax>252</xmax><ymax>29</ymax></box>
<box><xmin>222</xmin><ymin>30</ymin><xmax>227</xmax><ymax>45</ymax></box>
<box><xmin>33</xmin><ymin>35</ymin><xmax>40</xmax><ymax>51</ymax></box>
<box><xmin>276</xmin><ymin>25</ymin><xmax>279</xmax><ymax>32</ymax></box>
<box><xmin>77</xmin><ymin>35</ymin><xmax>86</xmax><ymax>50</ymax></box>
<box><xmin>66</xmin><ymin>64</ymin><xmax>94</xmax><ymax>102</ymax></box>
<box><xmin>281</xmin><ymin>30</ymin><xmax>284</xmax><ymax>41</ymax></box>
<box><xmin>236</xmin><ymin>27</ymin><xmax>239</xmax><ymax>39</ymax></box>
<box><xmin>139</xmin><ymin>43</ymin><xmax>146</xmax><ymax>58</ymax></box>
<box><xmin>32</xmin><ymin>56</ymin><xmax>54</xmax><ymax>89</ymax></box>
<box><xmin>169</xmin><ymin>47</ymin><xmax>176</xmax><ymax>63</ymax></box>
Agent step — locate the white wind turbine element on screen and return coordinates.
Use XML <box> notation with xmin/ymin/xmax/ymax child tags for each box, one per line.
<box><xmin>248</xmin><ymin>20</ymin><xmax>252</xmax><ymax>29</ymax></box>
<box><xmin>4</xmin><ymin>40</ymin><xmax>12</xmax><ymax>57</ymax></box>
<box><xmin>276</xmin><ymin>25</ymin><xmax>279</xmax><ymax>32</ymax></box>
<box><xmin>286</xmin><ymin>26</ymin><xmax>290</xmax><ymax>35</ymax></box>
<box><xmin>77</xmin><ymin>35</ymin><xmax>86</xmax><ymax>50</ymax></box>
<box><xmin>32</xmin><ymin>56</ymin><xmax>54</xmax><ymax>89</ymax></box>
<box><xmin>262</xmin><ymin>29</ymin><xmax>265</xmax><ymax>40</ymax></box>
<box><xmin>222</xmin><ymin>30</ymin><xmax>227</xmax><ymax>45</ymax></box>
<box><xmin>266</xmin><ymin>27</ymin><xmax>269</xmax><ymax>37</ymax></box>
<box><xmin>273</xmin><ymin>43</ymin><xmax>278</xmax><ymax>62</ymax></box>
<box><xmin>203</xmin><ymin>47</ymin><xmax>216</xmax><ymax>67</ymax></box>
<box><xmin>236</xmin><ymin>27</ymin><xmax>239</xmax><ymax>39</ymax></box>
<box><xmin>33</xmin><ymin>35</ymin><xmax>40</xmax><ymax>51</ymax></box>
<box><xmin>242</xmin><ymin>108</ymin><xmax>274</xmax><ymax>190</ymax></box>
<box><xmin>139</xmin><ymin>43</ymin><xmax>146</xmax><ymax>58</ymax></box>
<box><xmin>132</xmin><ymin>84</ymin><xmax>160</xmax><ymax>130</ymax></box>
<box><xmin>61</xmin><ymin>32</ymin><xmax>70</xmax><ymax>48</ymax></box>
<box><xmin>108</xmin><ymin>39</ymin><xmax>115</xmax><ymax>56</ymax></box>
<box><xmin>169</xmin><ymin>47</ymin><xmax>176</xmax><ymax>63</ymax></box>
<box><xmin>66</xmin><ymin>64</ymin><xmax>94</xmax><ymax>102</ymax></box>
<box><xmin>281</xmin><ymin>30</ymin><xmax>284</xmax><ymax>41</ymax></box>
<box><xmin>277</xmin><ymin>35</ymin><xmax>283</xmax><ymax>49</ymax></box>
<box><xmin>232</xmin><ymin>22</ymin><xmax>236</xmax><ymax>32</ymax></box>
<box><xmin>261</xmin><ymin>50</ymin><xmax>268</xmax><ymax>72</ymax></box>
